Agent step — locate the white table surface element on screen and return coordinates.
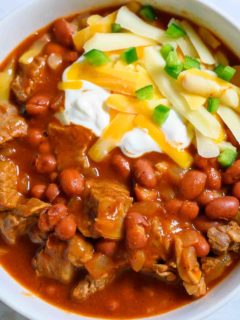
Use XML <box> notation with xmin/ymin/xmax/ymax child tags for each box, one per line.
<box><xmin>0</xmin><ymin>0</ymin><xmax>240</xmax><ymax>319</ymax></box>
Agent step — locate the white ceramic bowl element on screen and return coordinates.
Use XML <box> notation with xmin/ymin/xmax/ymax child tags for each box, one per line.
<box><xmin>1</xmin><ymin>0</ymin><xmax>240</xmax><ymax>319</ymax></box>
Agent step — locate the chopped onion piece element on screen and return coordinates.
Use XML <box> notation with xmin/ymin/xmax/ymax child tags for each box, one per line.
<box><xmin>196</xmin><ymin>130</ymin><xmax>220</xmax><ymax>158</ymax></box>
<box><xmin>116</xmin><ymin>6</ymin><xmax>164</xmax><ymax>42</ymax></box>
<box><xmin>217</xmin><ymin>106</ymin><xmax>240</xmax><ymax>143</ymax></box>
<box><xmin>0</xmin><ymin>60</ymin><xmax>14</xmax><ymax>101</ymax></box>
<box><xmin>19</xmin><ymin>35</ymin><xmax>50</xmax><ymax>64</ymax></box>
<box><xmin>180</xmin><ymin>21</ymin><xmax>216</xmax><ymax>65</ymax></box>
<box><xmin>84</xmin><ymin>33</ymin><xmax>156</xmax><ymax>52</ymax></box>
<box><xmin>143</xmin><ymin>46</ymin><xmax>222</xmax><ymax>140</ymax></box>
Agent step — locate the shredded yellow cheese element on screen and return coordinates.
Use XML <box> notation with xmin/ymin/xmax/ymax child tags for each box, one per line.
<box><xmin>88</xmin><ymin>113</ymin><xmax>135</xmax><ymax>162</ymax></box>
<box><xmin>134</xmin><ymin>114</ymin><xmax>193</xmax><ymax>168</ymax></box>
<box><xmin>106</xmin><ymin>94</ymin><xmax>153</xmax><ymax>116</ymax></box>
<box><xmin>66</xmin><ymin>61</ymin><xmax>152</xmax><ymax>96</ymax></box>
<box><xmin>58</xmin><ymin>81</ymin><xmax>83</xmax><ymax>91</ymax></box>
<box><xmin>73</xmin><ymin>12</ymin><xmax>117</xmax><ymax>51</ymax></box>
<box><xmin>0</xmin><ymin>60</ymin><xmax>15</xmax><ymax>101</ymax></box>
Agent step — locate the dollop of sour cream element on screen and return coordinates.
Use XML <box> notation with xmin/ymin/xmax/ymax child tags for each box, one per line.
<box><xmin>57</xmin><ymin>58</ymin><xmax>192</xmax><ymax>158</ymax></box>
<box><xmin>59</xmin><ymin>80</ymin><xmax>110</xmax><ymax>136</ymax></box>
<box><xmin>121</xmin><ymin>128</ymin><xmax>161</xmax><ymax>158</ymax></box>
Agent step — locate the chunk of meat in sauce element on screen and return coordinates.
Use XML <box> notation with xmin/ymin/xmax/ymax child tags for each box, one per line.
<box><xmin>147</xmin><ymin>264</ymin><xmax>177</xmax><ymax>283</ymax></box>
<box><xmin>83</xmin><ymin>179</ymin><xmax>132</xmax><ymax>239</ymax></box>
<box><xmin>207</xmin><ymin>221</ymin><xmax>240</xmax><ymax>254</ymax></box>
<box><xmin>32</xmin><ymin>236</ymin><xmax>76</xmax><ymax>284</ymax></box>
<box><xmin>0</xmin><ymin>213</ymin><xmax>36</xmax><ymax>245</ymax></box>
<box><xmin>0</xmin><ymin>160</ymin><xmax>20</xmax><ymax>210</ymax></box>
<box><xmin>0</xmin><ymin>102</ymin><xmax>27</xmax><ymax>144</ymax></box>
<box><xmin>11</xmin><ymin>56</ymin><xmax>48</xmax><ymax>103</ymax></box>
<box><xmin>67</xmin><ymin>233</ymin><xmax>94</xmax><ymax>267</ymax></box>
<box><xmin>201</xmin><ymin>253</ymin><xmax>232</xmax><ymax>283</ymax></box>
<box><xmin>13</xmin><ymin>198</ymin><xmax>50</xmax><ymax>217</ymax></box>
<box><xmin>48</xmin><ymin>122</ymin><xmax>94</xmax><ymax>170</ymax></box>
<box><xmin>175</xmin><ymin>235</ymin><xmax>206</xmax><ymax>297</ymax></box>
<box><xmin>72</xmin><ymin>273</ymin><xmax>115</xmax><ymax>301</ymax></box>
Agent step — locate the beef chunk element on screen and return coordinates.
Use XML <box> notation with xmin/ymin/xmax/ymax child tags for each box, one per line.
<box><xmin>83</xmin><ymin>179</ymin><xmax>133</xmax><ymax>239</ymax></box>
<box><xmin>183</xmin><ymin>276</ymin><xmax>207</xmax><ymax>297</ymax></box>
<box><xmin>13</xmin><ymin>198</ymin><xmax>50</xmax><ymax>217</ymax></box>
<box><xmin>207</xmin><ymin>221</ymin><xmax>240</xmax><ymax>254</ymax></box>
<box><xmin>72</xmin><ymin>273</ymin><xmax>115</xmax><ymax>301</ymax></box>
<box><xmin>67</xmin><ymin>234</ymin><xmax>94</xmax><ymax>267</ymax></box>
<box><xmin>0</xmin><ymin>102</ymin><xmax>27</xmax><ymax>145</ymax></box>
<box><xmin>201</xmin><ymin>253</ymin><xmax>232</xmax><ymax>283</ymax></box>
<box><xmin>149</xmin><ymin>264</ymin><xmax>177</xmax><ymax>282</ymax></box>
<box><xmin>0</xmin><ymin>160</ymin><xmax>20</xmax><ymax>210</ymax></box>
<box><xmin>0</xmin><ymin>213</ymin><xmax>36</xmax><ymax>245</ymax></box>
<box><xmin>28</xmin><ymin>225</ymin><xmax>47</xmax><ymax>245</ymax></box>
<box><xmin>11</xmin><ymin>56</ymin><xmax>47</xmax><ymax>103</ymax></box>
<box><xmin>48</xmin><ymin>122</ymin><xmax>94</xmax><ymax>170</ymax></box>
<box><xmin>33</xmin><ymin>236</ymin><xmax>76</xmax><ymax>284</ymax></box>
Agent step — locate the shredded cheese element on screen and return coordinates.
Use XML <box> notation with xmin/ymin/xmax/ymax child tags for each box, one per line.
<box><xmin>74</xmin><ymin>12</ymin><xmax>117</xmax><ymax>50</ymax></box>
<box><xmin>180</xmin><ymin>20</ymin><xmax>216</xmax><ymax>65</ymax></box>
<box><xmin>83</xmin><ymin>33</ymin><xmax>156</xmax><ymax>52</ymax></box>
<box><xmin>116</xmin><ymin>6</ymin><xmax>164</xmax><ymax>42</ymax></box>
<box><xmin>0</xmin><ymin>60</ymin><xmax>15</xmax><ymax>101</ymax></box>
<box><xmin>143</xmin><ymin>46</ymin><xmax>223</xmax><ymax>140</ymax></box>
<box><xmin>88</xmin><ymin>113</ymin><xmax>135</xmax><ymax>162</ymax></box>
<box><xmin>134</xmin><ymin>114</ymin><xmax>193</xmax><ymax>168</ymax></box>
<box><xmin>66</xmin><ymin>61</ymin><xmax>153</xmax><ymax>96</ymax></box>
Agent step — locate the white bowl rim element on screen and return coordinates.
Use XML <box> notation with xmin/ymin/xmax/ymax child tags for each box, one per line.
<box><xmin>0</xmin><ymin>0</ymin><xmax>240</xmax><ymax>320</ymax></box>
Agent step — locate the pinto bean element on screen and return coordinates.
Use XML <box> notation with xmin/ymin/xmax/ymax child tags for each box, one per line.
<box><xmin>60</xmin><ymin>168</ymin><xmax>84</xmax><ymax>196</ymax></box>
<box><xmin>38</xmin><ymin>141</ymin><xmax>52</xmax><ymax>154</ymax></box>
<box><xmin>112</xmin><ymin>154</ymin><xmax>131</xmax><ymax>179</ymax></box>
<box><xmin>194</xmin><ymin>234</ymin><xmax>210</xmax><ymax>257</ymax></box>
<box><xmin>64</xmin><ymin>51</ymin><xmax>79</xmax><ymax>62</ymax></box>
<box><xmin>133</xmin><ymin>159</ymin><xmax>157</xmax><ymax>188</ymax></box>
<box><xmin>134</xmin><ymin>184</ymin><xmax>158</xmax><ymax>202</ymax></box>
<box><xmin>96</xmin><ymin>240</ymin><xmax>118</xmax><ymax>257</ymax></box>
<box><xmin>35</xmin><ymin>154</ymin><xmax>57</xmax><ymax>174</ymax></box>
<box><xmin>194</xmin><ymin>155</ymin><xmax>218</xmax><ymax>170</ymax></box>
<box><xmin>223</xmin><ymin>160</ymin><xmax>240</xmax><ymax>184</ymax></box>
<box><xmin>193</xmin><ymin>215</ymin><xmax>221</xmax><ymax>233</ymax></box>
<box><xmin>178</xmin><ymin>230</ymin><xmax>210</xmax><ymax>257</ymax></box>
<box><xmin>55</xmin><ymin>215</ymin><xmax>77</xmax><ymax>240</ymax></box>
<box><xmin>44</xmin><ymin>42</ymin><xmax>66</xmax><ymax>55</ymax></box>
<box><xmin>165</xmin><ymin>199</ymin><xmax>183</xmax><ymax>215</ymax></box>
<box><xmin>180</xmin><ymin>170</ymin><xmax>207</xmax><ymax>200</ymax></box>
<box><xmin>26</xmin><ymin>95</ymin><xmax>50</xmax><ymax>116</ymax></box>
<box><xmin>31</xmin><ymin>184</ymin><xmax>47</xmax><ymax>199</ymax></box>
<box><xmin>205</xmin><ymin>196</ymin><xmax>239</xmax><ymax>220</ymax></box>
<box><xmin>126</xmin><ymin>212</ymin><xmax>148</xmax><ymax>250</ymax></box>
<box><xmin>38</xmin><ymin>203</ymin><xmax>68</xmax><ymax>233</ymax></box>
<box><xmin>197</xmin><ymin>189</ymin><xmax>221</xmax><ymax>206</ymax></box>
<box><xmin>45</xmin><ymin>183</ymin><xmax>60</xmax><ymax>202</ymax></box>
<box><xmin>233</xmin><ymin>182</ymin><xmax>240</xmax><ymax>200</ymax></box>
<box><xmin>53</xmin><ymin>19</ymin><xmax>74</xmax><ymax>47</ymax></box>
<box><xmin>27</xmin><ymin>128</ymin><xmax>45</xmax><ymax>147</ymax></box>
<box><xmin>205</xmin><ymin>167</ymin><xmax>221</xmax><ymax>190</ymax></box>
<box><xmin>194</xmin><ymin>155</ymin><xmax>209</xmax><ymax>170</ymax></box>
<box><xmin>179</xmin><ymin>201</ymin><xmax>199</xmax><ymax>220</ymax></box>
